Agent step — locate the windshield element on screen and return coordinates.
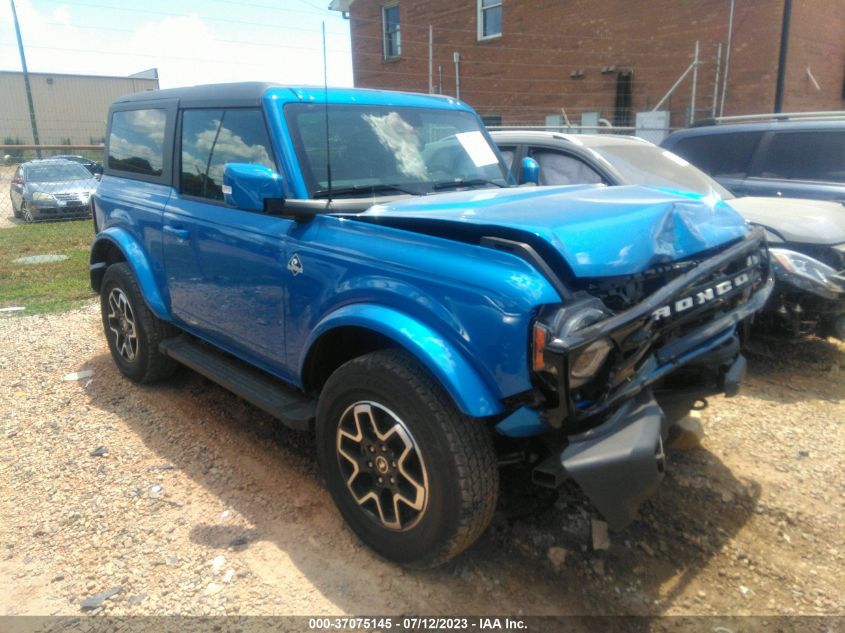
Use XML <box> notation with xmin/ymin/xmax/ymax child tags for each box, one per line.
<box><xmin>25</xmin><ymin>163</ymin><xmax>93</xmax><ymax>183</ymax></box>
<box><xmin>591</xmin><ymin>143</ymin><xmax>734</xmax><ymax>200</ymax></box>
<box><xmin>284</xmin><ymin>103</ymin><xmax>508</xmax><ymax>197</ymax></box>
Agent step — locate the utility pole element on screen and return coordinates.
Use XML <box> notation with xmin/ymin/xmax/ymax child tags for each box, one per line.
<box><xmin>689</xmin><ymin>40</ymin><xmax>700</xmax><ymax>125</ymax></box>
<box><xmin>712</xmin><ymin>43</ymin><xmax>722</xmax><ymax>118</ymax></box>
<box><xmin>10</xmin><ymin>0</ymin><xmax>41</xmax><ymax>154</ymax></box>
<box><xmin>428</xmin><ymin>25</ymin><xmax>433</xmax><ymax>94</ymax></box>
<box><xmin>719</xmin><ymin>0</ymin><xmax>736</xmax><ymax>116</ymax></box>
<box><xmin>453</xmin><ymin>52</ymin><xmax>461</xmax><ymax>100</ymax></box>
<box><xmin>774</xmin><ymin>0</ymin><xmax>793</xmax><ymax>113</ymax></box>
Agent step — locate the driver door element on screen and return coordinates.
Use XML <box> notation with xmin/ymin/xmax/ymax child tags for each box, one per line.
<box><xmin>163</xmin><ymin>107</ymin><xmax>295</xmax><ymax>376</ymax></box>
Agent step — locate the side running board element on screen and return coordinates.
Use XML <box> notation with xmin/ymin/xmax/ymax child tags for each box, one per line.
<box><xmin>159</xmin><ymin>337</ymin><xmax>315</xmax><ymax>432</ymax></box>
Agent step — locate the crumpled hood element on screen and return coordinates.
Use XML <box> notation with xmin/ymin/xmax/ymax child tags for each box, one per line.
<box><xmin>727</xmin><ymin>196</ymin><xmax>845</xmax><ymax>245</ymax></box>
<box><xmin>364</xmin><ymin>184</ymin><xmax>749</xmax><ymax>277</ymax></box>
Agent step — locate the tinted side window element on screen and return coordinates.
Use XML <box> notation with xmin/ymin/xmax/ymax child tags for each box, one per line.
<box><xmin>757</xmin><ymin>131</ymin><xmax>845</xmax><ymax>183</ymax></box>
<box><xmin>108</xmin><ymin>109</ymin><xmax>167</xmax><ymax>176</ymax></box>
<box><xmin>671</xmin><ymin>132</ymin><xmax>763</xmax><ymax>178</ymax></box>
<box><xmin>529</xmin><ymin>149</ymin><xmax>603</xmax><ymax>186</ymax></box>
<box><xmin>181</xmin><ymin>109</ymin><xmax>275</xmax><ymax>201</ymax></box>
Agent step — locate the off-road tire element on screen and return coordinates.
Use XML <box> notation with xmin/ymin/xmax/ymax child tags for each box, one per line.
<box><xmin>316</xmin><ymin>348</ymin><xmax>498</xmax><ymax>568</ymax></box>
<box><xmin>100</xmin><ymin>262</ymin><xmax>178</xmax><ymax>383</ymax></box>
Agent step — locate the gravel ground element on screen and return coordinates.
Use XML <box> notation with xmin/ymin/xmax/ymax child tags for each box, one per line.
<box><xmin>1</xmin><ymin>302</ymin><xmax>843</xmax><ymax>618</ymax></box>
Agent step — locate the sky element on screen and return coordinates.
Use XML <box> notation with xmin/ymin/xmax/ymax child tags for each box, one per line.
<box><xmin>0</xmin><ymin>0</ymin><xmax>353</xmax><ymax>88</ymax></box>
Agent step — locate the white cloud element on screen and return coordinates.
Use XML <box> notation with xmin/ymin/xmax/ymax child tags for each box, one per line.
<box><xmin>0</xmin><ymin>2</ymin><xmax>353</xmax><ymax>88</ymax></box>
<box><xmin>363</xmin><ymin>112</ymin><xmax>428</xmax><ymax>179</ymax></box>
<box><xmin>51</xmin><ymin>4</ymin><xmax>71</xmax><ymax>25</ymax></box>
<box><xmin>109</xmin><ymin>135</ymin><xmax>163</xmax><ymax>171</ymax></box>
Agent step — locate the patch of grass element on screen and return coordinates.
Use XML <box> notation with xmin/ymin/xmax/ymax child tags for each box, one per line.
<box><xmin>0</xmin><ymin>219</ymin><xmax>96</xmax><ymax>314</ymax></box>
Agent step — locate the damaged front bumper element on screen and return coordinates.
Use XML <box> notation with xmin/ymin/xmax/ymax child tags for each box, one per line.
<box><xmin>559</xmin><ymin>389</ymin><xmax>667</xmax><ymax>530</ymax></box>
<box><xmin>499</xmin><ymin>226</ymin><xmax>772</xmax><ymax>528</ymax></box>
<box><xmin>529</xmin><ymin>348</ymin><xmax>747</xmax><ymax>529</ymax></box>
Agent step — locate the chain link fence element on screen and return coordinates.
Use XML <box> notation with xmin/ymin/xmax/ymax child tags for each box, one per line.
<box><xmin>1</xmin><ymin>144</ymin><xmax>102</xmax><ymax>315</ymax></box>
<box><xmin>0</xmin><ymin>119</ymin><xmax>673</xmax><ymax>316</ymax></box>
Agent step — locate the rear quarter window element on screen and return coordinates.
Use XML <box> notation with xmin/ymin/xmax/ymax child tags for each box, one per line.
<box><xmin>108</xmin><ymin>109</ymin><xmax>167</xmax><ymax>177</ymax></box>
<box><xmin>670</xmin><ymin>131</ymin><xmax>763</xmax><ymax>178</ymax></box>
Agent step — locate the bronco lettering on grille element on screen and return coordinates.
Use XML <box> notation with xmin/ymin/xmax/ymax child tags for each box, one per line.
<box><xmin>651</xmin><ymin>254</ymin><xmax>760</xmax><ymax>322</ymax></box>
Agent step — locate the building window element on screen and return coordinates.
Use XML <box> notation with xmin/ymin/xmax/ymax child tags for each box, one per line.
<box><xmin>478</xmin><ymin>0</ymin><xmax>502</xmax><ymax>40</ymax></box>
<box><xmin>382</xmin><ymin>4</ymin><xmax>401</xmax><ymax>59</ymax></box>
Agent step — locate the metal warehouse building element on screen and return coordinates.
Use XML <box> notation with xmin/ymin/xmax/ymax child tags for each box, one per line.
<box><xmin>0</xmin><ymin>69</ymin><xmax>159</xmax><ymax>145</ymax></box>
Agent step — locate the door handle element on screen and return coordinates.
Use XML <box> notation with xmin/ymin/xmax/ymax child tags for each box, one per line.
<box><xmin>163</xmin><ymin>225</ymin><xmax>190</xmax><ymax>240</ymax></box>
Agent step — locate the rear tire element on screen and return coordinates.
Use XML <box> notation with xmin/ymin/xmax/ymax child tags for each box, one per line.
<box><xmin>100</xmin><ymin>262</ymin><xmax>178</xmax><ymax>383</ymax></box>
<box><xmin>316</xmin><ymin>349</ymin><xmax>498</xmax><ymax>568</ymax></box>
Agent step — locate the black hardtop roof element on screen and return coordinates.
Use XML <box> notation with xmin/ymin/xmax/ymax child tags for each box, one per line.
<box><xmin>112</xmin><ymin>82</ymin><xmax>283</xmax><ymax>108</ymax></box>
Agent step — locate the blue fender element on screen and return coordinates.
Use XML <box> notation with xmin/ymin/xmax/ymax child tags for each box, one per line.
<box><xmin>302</xmin><ymin>304</ymin><xmax>504</xmax><ymax>418</ymax></box>
<box><xmin>90</xmin><ymin>227</ymin><xmax>170</xmax><ymax>321</ymax></box>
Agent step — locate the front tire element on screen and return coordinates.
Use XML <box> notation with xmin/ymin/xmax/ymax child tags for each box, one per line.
<box><xmin>316</xmin><ymin>349</ymin><xmax>498</xmax><ymax>568</ymax></box>
<box><xmin>21</xmin><ymin>202</ymin><xmax>34</xmax><ymax>223</ymax></box>
<box><xmin>100</xmin><ymin>262</ymin><xmax>178</xmax><ymax>383</ymax></box>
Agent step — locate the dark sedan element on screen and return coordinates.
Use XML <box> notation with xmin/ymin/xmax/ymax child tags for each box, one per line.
<box><xmin>53</xmin><ymin>154</ymin><xmax>104</xmax><ymax>178</ymax></box>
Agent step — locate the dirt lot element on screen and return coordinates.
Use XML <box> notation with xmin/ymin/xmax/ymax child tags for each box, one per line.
<box><xmin>0</xmin><ymin>303</ymin><xmax>843</xmax><ymax>619</ymax></box>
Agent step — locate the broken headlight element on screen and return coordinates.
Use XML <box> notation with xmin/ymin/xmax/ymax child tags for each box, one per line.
<box><xmin>770</xmin><ymin>248</ymin><xmax>845</xmax><ymax>297</ymax></box>
<box><xmin>532</xmin><ymin>296</ymin><xmax>614</xmax><ymax>389</ymax></box>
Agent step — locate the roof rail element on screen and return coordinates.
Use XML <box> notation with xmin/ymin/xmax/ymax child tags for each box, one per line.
<box><xmin>709</xmin><ymin>111</ymin><xmax>845</xmax><ymax>124</ymax></box>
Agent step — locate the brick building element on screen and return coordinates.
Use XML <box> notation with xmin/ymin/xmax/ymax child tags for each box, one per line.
<box><xmin>330</xmin><ymin>0</ymin><xmax>845</xmax><ymax>128</ymax></box>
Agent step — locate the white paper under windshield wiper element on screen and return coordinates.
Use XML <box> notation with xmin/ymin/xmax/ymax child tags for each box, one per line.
<box><xmin>313</xmin><ymin>183</ymin><xmax>418</xmax><ymax>198</ymax></box>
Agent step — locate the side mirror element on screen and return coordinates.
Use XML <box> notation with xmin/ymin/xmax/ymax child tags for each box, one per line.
<box><xmin>520</xmin><ymin>156</ymin><xmax>540</xmax><ymax>185</ymax></box>
<box><xmin>223</xmin><ymin>163</ymin><xmax>284</xmax><ymax>212</ymax></box>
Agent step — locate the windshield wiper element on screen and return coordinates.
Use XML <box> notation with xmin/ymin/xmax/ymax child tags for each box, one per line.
<box><xmin>314</xmin><ymin>183</ymin><xmax>418</xmax><ymax>198</ymax></box>
<box><xmin>431</xmin><ymin>178</ymin><xmax>506</xmax><ymax>191</ymax></box>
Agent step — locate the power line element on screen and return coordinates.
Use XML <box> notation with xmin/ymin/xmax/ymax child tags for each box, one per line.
<box><xmin>0</xmin><ymin>40</ymin><xmax>703</xmax><ymax>92</ymax></box>
<box><xmin>36</xmin><ymin>19</ymin><xmax>350</xmax><ymax>41</ymax></box>
<box><xmin>333</xmin><ymin>7</ymin><xmax>745</xmax><ymax>45</ymax></box>
<box><xmin>37</xmin><ymin>0</ymin><xmax>339</xmax><ymax>20</ymax></box>
<box><xmin>0</xmin><ymin>42</ymin><xmax>351</xmax><ymax>63</ymax></box>
<box><xmin>25</xmin><ymin>4</ymin><xmax>729</xmax><ymax>66</ymax></box>
<box><xmin>31</xmin><ymin>19</ymin><xmax>714</xmax><ymax>68</ymax></box>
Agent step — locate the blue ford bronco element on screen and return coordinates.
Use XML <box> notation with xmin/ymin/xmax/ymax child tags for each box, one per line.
<box><xmin>90</xmin><ymin>83</ymin><xmax>772</xmax><ymax>567</ymax></box>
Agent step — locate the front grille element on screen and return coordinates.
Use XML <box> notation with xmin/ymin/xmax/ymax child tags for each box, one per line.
<box><xmin>649</xmin><ymin>246</ymin><xmax>768</xmax><ymax>349</ymax></box>
<box><xmin>582</xmin><ymin>260</ymin><xmax>699</xmax><ymax>312</ymax></box>
<box><xmin>574</xmin><ymin>238</ymin><xmax>768</xmax><ymax>401</ymax></box>
<box><xmin>54</xmin><ymin>193</ymin><xmax>83</xmax><ymax>202</ymax></box>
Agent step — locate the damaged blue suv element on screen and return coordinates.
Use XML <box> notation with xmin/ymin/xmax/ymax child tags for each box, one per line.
<box><xmin>90</xmin><ymin>83</ymin><xmax>772</xmax><ymax>567</ymax></box>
